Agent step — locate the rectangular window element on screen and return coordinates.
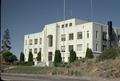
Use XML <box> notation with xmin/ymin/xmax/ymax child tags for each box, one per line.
<box><xmin>96</xmin><ymin>31</ymin><xmax>98</xmax><ymax>38</ymax></box>
<box><xmin>96</xmin><ymin>43</ymin><xmax>98</xmax><ymax>51</ymax></box>
<box><xmin>77</xmin><ymin>44</ymin><xmax>82</xmax><ymax>51</ymax></box>
<box><xmin>87</xmin><ymin>31</ymin><xmax>89</xmax><ymax>38</ymax></box>
<box><xmin>103</xmin><ymin>32</ymin><xmax>107</xmax><ymax>40</ymax></box>
<box><xmin>87</xmin><ymin>43</ymin><xmax>89</xmax><ymax>48</ymax></box>
<box><xmin>40</xmin><ymin>38</ymin><xmax>42</xmax><ymax>44</ymax></box>
<box><xmin>69</xmin><ymin>23</ymin><xmax>72</xmax><ymax>26</ymax></box>
<box><xmin>34</xmin><ymin>39</ymin><xmax>38</xmax><ymax>44</ymax></box>
<box><xmin>61</xmin><ymin>34</ymin><xmax>66</xmax><ymax>41</ymax></box>
<box><xmin>62</xmin><ymin>24</ymin><xmax>64</xmax><ymax>28</ymax></box>
<box><xmin>65</xmin><ymin>24</ymin><xmax>68</xmax><ymax>27</ymax></box>
<box><xmin>29</xmin><ymin>49</ymin><xmax>32</xmax><ymax>52</ymax></box>
<box><xmin>48</xmin><ymin>52</ymin><xmax>52</xmax><ymax>61</ymax></box>
<box><xmin>39</xmin><ymin>48</ymin><xmax>41</xmax><ymax>52</ymax></box>
<box><xmin>34</xmin><ymin>48</ymin><xmax>37</xmax><ymax>54</ymax></box>
<box><xmin>77</xmin><ymin>32</ymin><xmax>82</xmax><ymax>39</ymax></box>
<box><xmin>25</xmin><ymin>40</ymin><xmax>27</xmax><ymax>45</ymax></box>
<box><xmin>69</xmin><ymin>45</ymin><xmax>74</xmax><ymax>52</ymax></box>
<box><xmin>61</xmin><ymin>46</ymin><xmax>65</xmax><ymax>52</ymax></box>
<box><xmin>29</xmin><ymin>39</ymin><xmax>32</xmax><ymax>45</ymax></box>
<box><xmin>69</xmin><ymin>33</ymin><xmax>74</xmax><ymax>40</ymax></box>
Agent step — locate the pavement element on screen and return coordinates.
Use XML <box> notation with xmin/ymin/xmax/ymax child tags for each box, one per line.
<box><xmin>1</xmin><ymin>73</ymin><xmax>120</xmax><ymax>81</ymax></box>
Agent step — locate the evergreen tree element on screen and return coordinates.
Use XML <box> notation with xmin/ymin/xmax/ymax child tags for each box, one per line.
<box><xmin>85</xmin><ymin>48</ymin><xmax>94</xmax><ymax>59</ymax></box>
<box><xmin>28</xmin><ymin>52</ymin><xmax>33</xmax><ymax>62</ymax></box>
<box><xmin>3</xmin><ymin>52</ymin><xmax>17</xmax><ymax>63</ymax></box>
<box><xmin>54</xmin><ymin>50</ymin><xmax>62</xmax><ymax>66</ymax></box>
<box><xmin>2</xmin><ymin>29</ymin><xmax>11</xmax><ymax>52</ymax></box>
<box><xmin>20</xmin><ymin>52</ymin><xmax>25</xmax><ymax>63</ymax></box>
<box><xmin>69</xmin><ymin>49</ymin><xmax>76</xmax><ymax>63</ymax></box>
<box><xmin>36</xmin><ymin>51</ymin><xmax>41</xmax><ymax>61</ymax></box>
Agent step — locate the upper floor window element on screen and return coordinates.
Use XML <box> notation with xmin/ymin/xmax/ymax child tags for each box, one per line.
<box><xmin>61</xmin><ymin>46</ymin><xmax>65</xmax><ymax>52</ymax></box>
<box><xmin>103</xmin><ymin>32</ymin><xmax>107</xmax><ymax>40</ymax></box>
<box><xmin>61</xmin><ymin>34</ymin><xmax>66</xmax><ymax>41</ymax></box>
<box><xmin>77</xmin><ymin>44</ymin><xmax>82</xmax><ymax>51</ymax></box>
<box><xmin>96</xmin><ymin>31</ymin><xmax>98</xmax><ymax>38</ymax></box>
<box><xmin>61</xmin><ymin>24</ymin><xmax>64</xmax><ymax>28</ymax></box>
<box><xmin>69</xmin><ymin>23</ymin><xmax>72</xmax><ymax>26</ymax></box>
<box><xmin>39</xmin><ymin>48</ymin><xmax>42</xmax><ymax>52</ymax></box>
<box><xmin>87</xmin><ymin>31</ymin><xmax>89</xmax><ymax>38</ymax></box>
<box><xmin>69</xmin><ymin>33</ymin><xmax>74</xmax><ymax>40</ymax></box>
<box><xmin>34</xmin><ymin>39</ymin><xmax>38</xmax><ymax>44</ymax></box>
<box><xmin>77</xmin><ymin>32</ymin><xmax>82</xmax><ymax>39</ymax></box>
<box><xmin>65</xmin><ymin>24</ymin><xmax>68</xmax><ymax>27</ymax></box>
<box><xmin>48</xmin><ymin>35</ymin><xmax>53</xmax><ymax>47</ymax></box>
<box><xmin>34</xmin><ymin>48</ymin><xmax>37</xmax><ymax>54</ymax></box>
<box><xmin>40</xmin><ymin>38</ymin><xmax>42</xmax><ymax>44</ymax></box>
<box><xmin>29</xmin><ymin>39</ymin><xmax>32</xmax><ymax>45</ymax></box>
<box><xmin>69</xmin><ymin>45</ymin><xmax>74</xmax><ymax>52</ymax></box>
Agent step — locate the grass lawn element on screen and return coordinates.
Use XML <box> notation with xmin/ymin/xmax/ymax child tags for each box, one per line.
<box><xmin>3</xmin><ymin>65</ymin><xmax>52</xmax><ymax>74</ymax></box>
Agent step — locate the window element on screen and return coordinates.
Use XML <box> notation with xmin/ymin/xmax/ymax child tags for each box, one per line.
<box><xmin>29</xmin><ymin>49</ymin><xmax>32</xmax><ymax>52</ymax></box>
<box><xmin>102</xmin><ymin>45</ymin><xmax>107</xmax><ymax>51</ymax></box>
<box><xmin>39</xmin><ymin>48</ymin><xmax>42</xmax><ymax>52</ymax></box>
<box><xmin>25</xmin><ymin>40</ymin><xmax>27</xmax><ymax>45</ymax></box>
<box><xmin>77</xmin><ymin>32</ymin><xmax>82</xmax><ymax>39</ymax></box>
<box><xmin>69</xmin><ymin>23</ymin><xmax>72</xmax><ymax>26</ymax></box>
<box><xmin>96</xmin><ymin>43</ymin><xmax>98</xmax><ymax>51</ymax></box>
<box><xmin>96</xmin><ymin>31</ymin><xmax>98</xmax><ymax>38</ymax></box>
<box><xmin>48</xmin><ymin>52</ymin><xmax>52</xmax><ymax>61</ymax></box>
<box><xmin>34</xmin><ymin>48</ymin><xmax>37</xmax><ymax>54</ymax></box>
<box><xmin>61</xmin><ymin>34</ymin><xmax>66</xmax><ymax>41</ymax></box>
<box><xmin>87</xmin><ymin>31</ymin><xmax>89</xmax><ymax>38</ymax></box>
<box><xmin>40</xmin><ymin>38</ymin><xmax>42</xmax><ymax>44</ymax></box>
<box><xmin>62</xmin><ymin>24</ymin><xmax>64</xmax><ymax>28</ymax></box>
<box><xmin>69</xmin><ymin>33</ymin><xmax>74</xmax><ymax>40</ymax></box>
<box><xmin>61</xmin><ymin>46</ymin><xmax>65</xmax><ymax>52</ymax></box>
<box><xmin>103</xmin><ymin>32</ymin><xmax>107</xmax><ymax>40</ymax></box>
<box><xmin>87</xmin><ymin>43</ymin><xmax>89</xmax><ymax>48</ymax></box>
<box><xmin>65</xmin><ymin>24</ymin><xmax>68</xmax><ymax>27</ymax></box>
<box><xmin>29</xmin><ymin>39</ymin><xmax>32</xmax><ymax>45</ymax></box>
<box><xmin>77</xmin><ymin>44</ymin><xmax>82</xmax><ymax>51</ymax></box>
<box><xmin>69</xmin><ymin>45</ymin><xmax>74</xmax><ymax>52</ymax></box>
<box><xmin>48</xmin><ymin>35</ymin><xmax>53</xmax><ymax>47</ymax></box>
<box><xmin>34</xmin><ymin>39</ymin><xmax>38</xmax><ymax>44</ymax></box>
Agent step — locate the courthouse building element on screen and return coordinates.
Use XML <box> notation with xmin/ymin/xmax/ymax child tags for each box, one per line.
<box><xmin>24</xmin><ymin>18</ymin><xmax>120</xmax><ymax>66</ymax></box>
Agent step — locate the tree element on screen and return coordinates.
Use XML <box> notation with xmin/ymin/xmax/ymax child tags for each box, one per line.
<box><xmin>2</xmin><ymin>29</ymin><xmax>11</xmax><ymax>52</ymax></box>
<box><xmin>3</xmin><ymin>52</ymin><xmax>17</xmax><ymax>63</ymax></box>
<box><xmin>85</xmin><ymin>48</ymin><xmax>94</xmax><ymax>59</ymax></box>
<box><xmin>54</xmin><ymin>50</ymin><xmax>62</xmax><ymax>66</ymax></box>
<box><xmin>69</xmin><ymin>49</ymin><xmax>76</xmax><ymax>63</ymax></box>
<box><xmin>36</xmin><ymin>51</ymin><xmax>41</xmax><ymax>61</ymax></box>
<box><xmin>28</xmin><ymin>52</ymin><xmax>33</xmax><ymax>65</ymax></box>
<box><xmin>20</xmin><ymin>52</ymin><xmax>25</xmax><ymax>63</ymax></box>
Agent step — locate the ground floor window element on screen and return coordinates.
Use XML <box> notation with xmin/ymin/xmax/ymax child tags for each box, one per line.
<box><xmin>48</xmin><ymin>52</ymin><xmax>52</xmax><ymax>61</ymax></box>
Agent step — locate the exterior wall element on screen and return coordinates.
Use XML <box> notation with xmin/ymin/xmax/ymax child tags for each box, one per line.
<box><xmin>24</xmin><ymin>18</ymin><xmax>120</xmax><ymax>66</ymax></box>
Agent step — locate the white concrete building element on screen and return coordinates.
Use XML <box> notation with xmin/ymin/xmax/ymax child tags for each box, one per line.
<box><xmin>24</xmin><ymin>18</ymin><xmax>120</xmax><ymax>66</ymax></box>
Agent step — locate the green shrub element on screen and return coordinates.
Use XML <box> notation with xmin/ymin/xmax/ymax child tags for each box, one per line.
<box><xmin>54</xmin><ymin>50</ymin><xmax>62</xmax><ymax>67</ymax></box>
<box><xmin>85</xmin><ymin>48</ymin><xmax>94</xmax><ymax>59</ymax></box>
<box><xmin>98</xmin><ymin>48</ymin><xmax>120</xmax><ymax>61</ymax></box>
<box><xmin>69</xmin><ymin>49</ymin><xmax>76</xmax><ymax>63</ymax></box>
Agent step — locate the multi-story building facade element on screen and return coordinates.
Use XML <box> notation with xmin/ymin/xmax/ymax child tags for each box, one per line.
<box><xmin>24</xmin><ymin>18</ymin><xmax>120</xmax><ymax>66</ymax></box>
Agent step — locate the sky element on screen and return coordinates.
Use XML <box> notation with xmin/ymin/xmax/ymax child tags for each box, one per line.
<box><xmin>1</xmin><ymin>0</ymin><xmax>120</xmax><ymax>58</ymax></box>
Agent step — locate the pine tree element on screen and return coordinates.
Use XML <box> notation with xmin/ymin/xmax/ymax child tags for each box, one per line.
<box><xmin>28</xmin><ymin>52</ymin><xmax>33</xmax><ymax>62</ymax></box>
<box><xmin>85</xmin><ymin>48</ymin><xmax>94</xmax><ymax>59</ymax></box>
<box><xmin>69</xmin><ymin>49</ymin><xmax>76</xmax><ymax>63</ymax></box>
<box><xmin>54</xmin><ymin>50</ymin><xmax>62</xmax><ymax>66</ymax></box>
<box><xmin>36</xmin><ymin>51</ymin><xmax>41</xmax><ymax>61</ymax></box>
<box><xmin>20</xmin><ymin>52</ymin><xmax>25</xmax><ymax>63</ymax></box>
<box><xmin>2</xmin><ymin>29</ymin><xmax>11</xmax><ymax>52</ymax></box>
